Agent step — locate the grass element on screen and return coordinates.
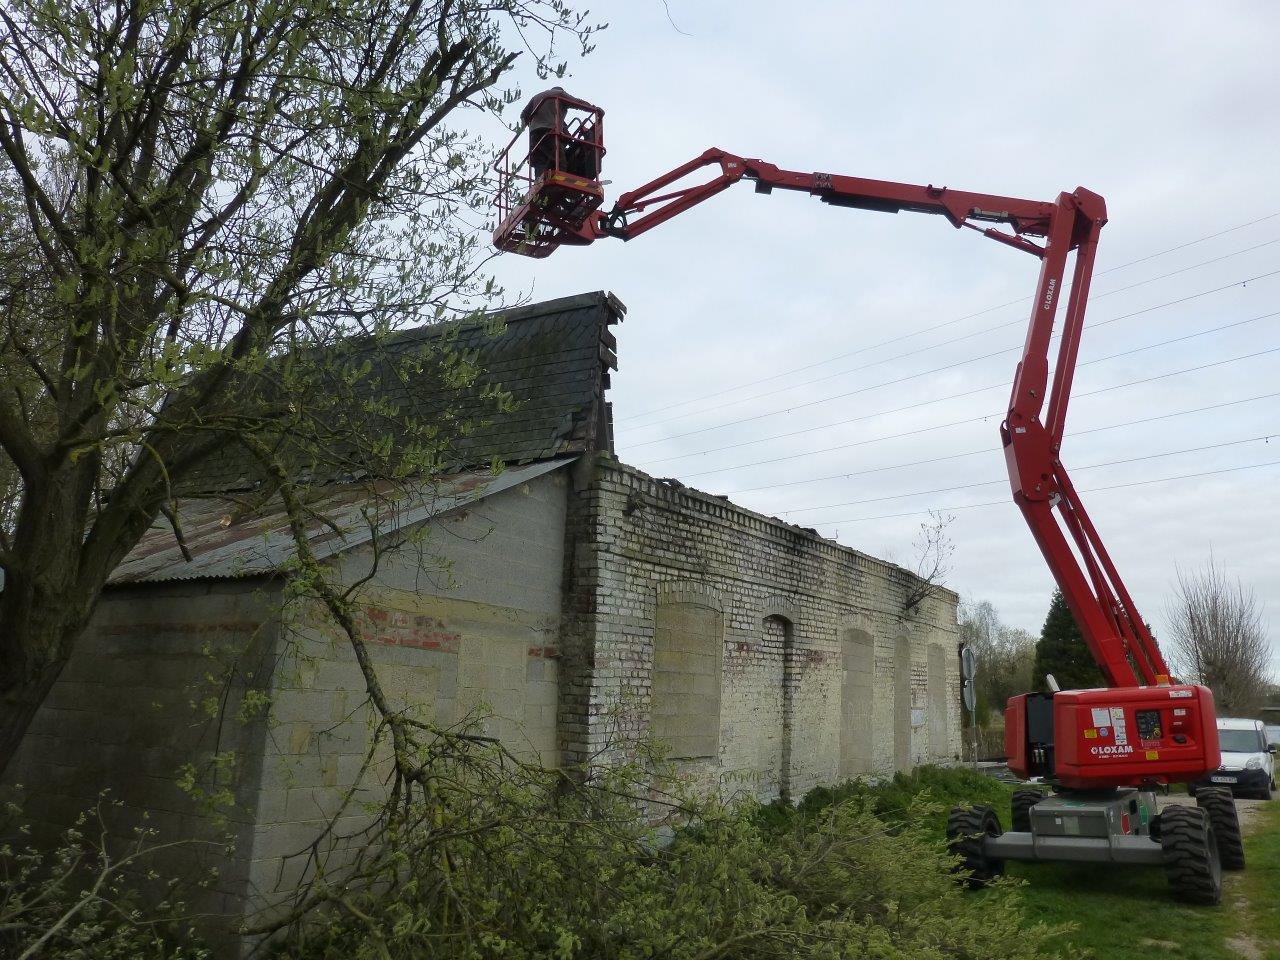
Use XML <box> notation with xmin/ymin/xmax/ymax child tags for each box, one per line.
<box><xmin>1239</xmin><ymin>801</ymin><xmax>1280</xmax><ymax>954</ymax></box>
<box><xmin>1006</xmin><ymin>857</ymin><xmax>1231</xmax><ymax>960</ymax></box>
<box><xmin>794</xmin><ymin>766</ymin><xmax>1280</xmax><ymax>960</ymax></box>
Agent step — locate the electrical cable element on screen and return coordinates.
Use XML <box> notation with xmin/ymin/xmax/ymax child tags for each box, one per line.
<box><xmin>816</xmin><ymin>458</ymin><xmax>1280</xmax><ymax>527</ymax></box>
<box><xmin>626</xmin><ymin>270</ymin><xmax>1280</xmax><ymax>449</ymax></box>
<box><xmin>717</xmin><ymin>389</ymin><xmax>1280</xmax><ymax>496</ymax></box>
<box><xmin>667</xmin><ymin>346</ymin><xmax>1280</xmax><ymax>480</ymax></box>
<box><xmin>775</xmin><ymin>433</ymin><xmax>1276</xmax><ymax>515</ymax></box>
<box><xmin>625</xmin><ymin>237</ymin><xmax>1280</xmax><ymax>431</ymax></box>
<box><xmin>619</xmin><ymin>210</ymin><xmax>1280</xmax><ymax>423</ymax></box>
<box><xmin>635</xmin><ymin>309</ymin><xmax>1280</xmax><ymax>466</ymax></box>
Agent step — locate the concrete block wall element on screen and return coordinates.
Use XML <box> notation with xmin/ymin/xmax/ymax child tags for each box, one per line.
<box><xmin>564</xmin><ymin>454</ymin><xmax>961</xmax><ymax>802</ymax></box>
<box><xmin>242</xmin><ymin>468</ymin><xmax>572</xmax><ymax>918</ymax></box>
<box><xmin>1</xmin><ymin>579</ymin><xmax>282</xmax><ymax>949</ymax></box>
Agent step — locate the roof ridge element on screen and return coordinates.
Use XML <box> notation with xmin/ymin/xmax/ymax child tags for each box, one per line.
<box><xmin>382</xmin><ymin>291</ymin><xmax>624</xmax><ymax>351</ymax></box>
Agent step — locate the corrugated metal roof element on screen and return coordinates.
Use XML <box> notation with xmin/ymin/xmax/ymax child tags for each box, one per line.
<box><xmin>108</xmin><ymin>458</ymin><xmax>572</xmax><ymax>585</ymax></box>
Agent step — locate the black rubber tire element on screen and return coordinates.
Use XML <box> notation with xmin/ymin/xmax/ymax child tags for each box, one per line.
<box><xmin>1257</xmin><ymin>780</ymin><xmax>1273</xmax><ymax>801</ymax></box>
<box><xmin>1011</xmin><ymin>790</ymin><xmax>1044</xmax><ymax>833</ymax></box>
<box><xmin>1196</xmin><ymin>787</ymin><xmax>1246</xmax><ymax>870</ymax></box>
<box><xmin>947</xmin><ymin>804</ymin><xmax>1005</xmax><ymax>888</ymax></box>
<box><xmin>1160</xmin><ymin>804</ymin><xmax>1223</xmax><ymax>905</ymax></box>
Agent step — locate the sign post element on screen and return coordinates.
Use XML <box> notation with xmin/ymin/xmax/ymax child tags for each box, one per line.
<box><xmin>960</xmin><ymin>646</ymin><xmax>978</xmax><ymax>771</ymax></box>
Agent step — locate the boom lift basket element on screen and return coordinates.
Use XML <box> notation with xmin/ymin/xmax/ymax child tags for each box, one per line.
<box><xmin>493</xmin><ymin>92</ymin><xmax>606</xmax><ymax>258</ymax></box>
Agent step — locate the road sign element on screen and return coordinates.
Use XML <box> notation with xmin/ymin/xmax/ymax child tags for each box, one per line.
<box><xmin>960</xmin><ymin>645</ymin><xmax>977</xmax><ymax>681</ymax></box>
<box><xmin>962</xmin><ymin>679</ymin><xmax>976</xmax><ymax>713</ymax></box>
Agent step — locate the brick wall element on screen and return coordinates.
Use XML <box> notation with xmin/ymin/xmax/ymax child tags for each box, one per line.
<box><xmin>562</xmin><ymin>454</ymin><xmax>961</xmax><ymax>800</ymax></box>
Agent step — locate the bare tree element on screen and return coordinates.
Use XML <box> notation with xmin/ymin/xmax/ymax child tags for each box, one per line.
<box><xmin>901</xmin><ymin>511</ymin><xmax>955</xmax><ymax>614</ymax></box>
<box><xmin>1167</xmin><ymin>555</ymin><xmax>1271</xmax><ymax>714</ymax></box>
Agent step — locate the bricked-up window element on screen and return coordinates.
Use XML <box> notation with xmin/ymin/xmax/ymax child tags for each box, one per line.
<box><xmin>893</xmin><ymin>635</ymin><xmax>912</xmax><ymax>772</ymax></box>
<box><xmin>927</xmin><ymin>643</ymin><xmax>948</xmax><ymax>760</ymax></box>
<box><xmin>840</xmin><ymin>629</ymin><xmax>874</xmax><ymax>777</ymax></box>
<box><xmin>765</xmin><ymin>615</ymin><xmax>796</xmax><ymax>798</ymax></box>
<box><xmin>652</xmin><ymin>601</ymin><xmax>723</xmax><ymax>760</ymax></box>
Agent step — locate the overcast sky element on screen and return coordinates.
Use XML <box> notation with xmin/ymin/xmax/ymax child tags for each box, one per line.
<box><xmin>482</xmin><ymin>1</ymin><xmax>1280</xmax><ymax>671</ymax></box>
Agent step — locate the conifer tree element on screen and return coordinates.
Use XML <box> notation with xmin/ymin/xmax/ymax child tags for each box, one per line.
<box><xmin>1032</xmin><ymin>590</ymin><xmax>1107</xmax><ymax>691</ymax></box>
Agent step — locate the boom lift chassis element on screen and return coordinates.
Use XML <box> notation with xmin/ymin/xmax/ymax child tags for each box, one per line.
<box><xmin>493</xmin><ymin>93</ymin><xmax>1238</xmax><ymax>904</ymax></box>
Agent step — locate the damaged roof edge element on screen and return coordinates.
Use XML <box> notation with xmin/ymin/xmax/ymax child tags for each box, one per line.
<box><xmin>610</xmin><ymin>457</ymin><xmax>961</xmax><ymax>605</ymax></box>
<box><xmin>108</xmin><ymin>458</ymin><xmax>577</xmax><ymax>587</ymax></box>
<box><xmin>390</xmin><ymin>290</ymin><xmax>625</xmax><ymax>347</ymax></box>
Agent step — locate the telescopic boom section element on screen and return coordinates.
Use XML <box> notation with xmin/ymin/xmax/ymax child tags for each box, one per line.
<box><xmin>497</xmin><ymin>144</ymin><xmax>1172</xmax><ymax>689</ymax></box>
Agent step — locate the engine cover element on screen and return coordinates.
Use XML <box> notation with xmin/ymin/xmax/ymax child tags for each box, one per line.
<box><xmin>1006</xmin><ymin>685</ymin><xmax>1219</xmax><ymax>789</ymax></box>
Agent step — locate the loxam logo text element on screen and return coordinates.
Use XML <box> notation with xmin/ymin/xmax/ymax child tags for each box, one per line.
<box><xmin>1042</xmin><ymin>278</ymin><xmax>1057</xmax><ymax>311</ymax></box>
<box><xmin>1090</xmin><ymin>744</ymin><xmax>1134</xmax><ymax>757</ymax></box>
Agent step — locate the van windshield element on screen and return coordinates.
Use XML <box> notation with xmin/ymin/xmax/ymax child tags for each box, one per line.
<box><xmin>1219</xmin><ymin>729</ymin><xmax>1265</xmax><ymax>753</ymax></box>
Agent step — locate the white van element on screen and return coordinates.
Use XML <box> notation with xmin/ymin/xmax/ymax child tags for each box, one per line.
<box><xmin>1192</xmin><ymin>717</ymin><xmax>1275</xmax><ymax>800</ymax></box>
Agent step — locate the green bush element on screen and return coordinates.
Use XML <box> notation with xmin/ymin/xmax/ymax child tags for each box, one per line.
<box><xmin>756</xmin><ymin>764</ymin><xmax>1017</xmax><ymax>837</ymax></box>
<box><xmin>270</xmin><ymin>759</ymin><xmax>1070</xmax><ymax>960</ymax></box>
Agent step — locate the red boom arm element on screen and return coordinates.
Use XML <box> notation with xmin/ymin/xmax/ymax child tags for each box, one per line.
<box><xmin>586</xmin><ymin>149</ymin><xmax>1170</xmax><ymax>688</ymax></box>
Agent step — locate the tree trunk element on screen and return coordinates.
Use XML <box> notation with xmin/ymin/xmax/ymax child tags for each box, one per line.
<box><xmin>0</xmin><ymin>464</ymin><xmax>103</xmax><ymax>778</ymax></box>
<box><xmin>0</xmin><ymin>658</ymin><xmax>68</xmax><ymax>777</ymax></box>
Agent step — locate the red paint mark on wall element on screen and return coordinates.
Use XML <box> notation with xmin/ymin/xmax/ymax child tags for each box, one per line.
<box><xmin>357</xmin><ymin>607</ymin><xmax>460</xmax><ymax>654</ymax></box>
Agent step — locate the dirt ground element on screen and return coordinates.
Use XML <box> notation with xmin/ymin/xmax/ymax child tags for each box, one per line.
<box><xmin>1157</xmin><ymin>792</ymin><xmax>1270</xmax><ymax>830</ymax></box>
<box><xmin>1156</xmin><ymin>793</ymin><xmax>1272</xmax><ymax>960</ymax></box>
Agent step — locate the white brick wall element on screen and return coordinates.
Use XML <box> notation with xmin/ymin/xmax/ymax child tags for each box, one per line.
<box><xmin>562</xmin><ymin>454</ymin><xmax>962</xmax><ymax>801</ymax></box>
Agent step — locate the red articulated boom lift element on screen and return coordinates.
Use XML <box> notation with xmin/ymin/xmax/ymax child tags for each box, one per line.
<box><xmin>493</xmin><ymin>92</ymin><xmax>1240</xmax><ymax>904</ymax></box>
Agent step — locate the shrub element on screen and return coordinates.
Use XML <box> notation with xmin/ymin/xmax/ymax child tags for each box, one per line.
<box><xmin>0</xmin><ymin>798</ymin><xmax>209</xmax><ymax>960</ymax></box>
<box><xmin>268</xmin><ymin>755</ymin><xmax>1071</xmax><ymax>960</ymax></box>
<box><xmin>756</xmin><ymin>764</ymin><xmax>1017</xmax><ymax>838</ymax></box>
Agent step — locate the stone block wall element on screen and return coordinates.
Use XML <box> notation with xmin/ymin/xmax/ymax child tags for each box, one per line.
<box><xmin>562</xmin><ymin>454</ymin><xmax>961</xmax><ymax>801</ymax></box>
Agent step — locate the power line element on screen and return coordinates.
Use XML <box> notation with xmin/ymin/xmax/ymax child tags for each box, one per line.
<box><xmin>635</xmin><ymin>309</ymin><xmax>1280</xmax><ymax>465</ymax></box>
<box><xmin>775</xmin><ymin>434</ymin><xmax>1276</xmax><ymax>515</ymax></box>
<box><xmin>817</xmin><ymin>458</ymin><xmax>1280</xmax><ymax>527</ymax></box>
<box><xmin>1102</xmin><ymin>211</ymin><xmax>1280</xmax><ymax>272</ymax></box>
<box><xmin>669</xmin><ymin>346</ymin><xmax>1280</xmax><ymax>479</ymax></box>
<box><xmin>718</xmin><ymin>389</ymin><xmax>1280</xmax><ymax>496</ymax></box>
<box><xmin>625</xmin><ymin>270</ymin><xmax>1280</xmax><ymax>449</ymax></box>
<box><xmin>619</xmin><ymin>211</ymin><xmax>1280</xmax><ymax>424</ymax></box>
<box><xmin>626</xmin><ymin>236</ymin><xmax>1280</xmax><ymax>431</ymax></box>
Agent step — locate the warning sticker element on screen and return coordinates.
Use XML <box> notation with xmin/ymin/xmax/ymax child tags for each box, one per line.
<box><xmin>1145</xmin><ymin>750</ymin><xmax>1160</xmax><ymax>760</ymax></box>
<box><xmin>1084</xmin><ymin>729</ymin><xmax>1098</xmax><ymax>739</ymax></box>
<box><xmin>1111</xmin><ymin>707</ymin><xmax>1129</xmax><ymax>745</ymax></box>
<box><xmin>1092</xmin><ymin>708</ymin><xmax>1111</xmax><ymax>727</ymax></box>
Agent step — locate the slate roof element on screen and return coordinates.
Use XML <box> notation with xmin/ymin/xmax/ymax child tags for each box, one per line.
<box><xmin>399</xmin><ymin>290</ymin><xmax>623</xmax><ymax>466</ymax></box>
<box><xmin>184</xmin><ymin>291</ymin><xmax>623</xmax><ymax>493</ymax></box>
<box><xmin>109</xmin><ymin>459</ymin><xmax>572</xmax><ymax>585</ymax></box>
